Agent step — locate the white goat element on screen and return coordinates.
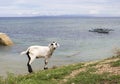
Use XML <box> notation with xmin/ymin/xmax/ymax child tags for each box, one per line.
<box><xmin>21</xmin><ymin>41</ymin><xmax>59</xmax><ymax>73</ymax></box>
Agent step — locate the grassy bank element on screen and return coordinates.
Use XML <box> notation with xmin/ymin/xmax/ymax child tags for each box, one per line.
<box><xmin>0</xmin><ymin>56</ymin><xmax>120</xmax><ymax>84</ymax></box>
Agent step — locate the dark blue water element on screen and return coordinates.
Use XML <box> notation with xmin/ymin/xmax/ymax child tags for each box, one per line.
<box><xmin>0</xmin><ymin>17</ymin><xmax>120</xmax><ymax>76</ymax></box>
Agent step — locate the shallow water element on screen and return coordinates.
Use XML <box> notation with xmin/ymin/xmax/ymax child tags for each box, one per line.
<box><xmin>0</xmin><ymin>17</ymin><xmax>120</xmax><ymax>76</ymax></box>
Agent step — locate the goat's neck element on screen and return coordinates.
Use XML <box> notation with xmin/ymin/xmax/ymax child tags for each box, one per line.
<box><xmin>50</xmin><ymin>47</ymin><xmax>55</xmax><ymax>53</ymax></box>
<box><xmin>48</xmin><ymin>47</ymin><xmax>55</xmax><ymax>56</ymax></box>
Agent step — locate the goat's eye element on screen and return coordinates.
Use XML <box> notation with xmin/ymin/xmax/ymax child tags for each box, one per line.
<box><xmin>51</xmin><ymin>43</ymin><xmax>53</xmax><ymax>45</ymax></box>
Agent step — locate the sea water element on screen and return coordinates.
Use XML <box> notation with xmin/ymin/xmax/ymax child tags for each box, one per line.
<box><xmin>0</xmin><ymin>17</ymin><xmax>120</xmax><ymax>76</ymax></box>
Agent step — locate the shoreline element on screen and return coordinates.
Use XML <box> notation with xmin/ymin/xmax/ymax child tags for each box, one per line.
<box><xmin>0</xmin><ymin>55</ymin><xmax>119</xmax><ymax>77</ymax></box>
<box><xmin>0</xmin><ymin>55</ymin><xmax>119</xmax><ymax>83</ymax></box>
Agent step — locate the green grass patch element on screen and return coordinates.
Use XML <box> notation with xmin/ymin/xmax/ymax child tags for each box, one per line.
<box><xmin>65</xmin><ymin>65</ymin><xmax>120</xmax><ymax>84</ymax></box>
<box><xmin>110</xmin><ymin>59</ymin><xmax>120</xmax><ymax>67</ymax></box>
<box><xmin>0</xmin><ymin>56</ymin><xmax>119</xmax><ymax>84</ymax></box>
<box><xmin>66</xmin><ymin>72</ymin><xmax>120</xmax><ymax>84</ymax></box>
<box><xmin>0</xmin><ymin>63</ymin><xmax>84</xmax><ymax>84</ymax></box>
<box><xmin>86</xmin><ymin>67</ymin><xmax>97</xmax><ymax>73</ymax></box>
<box><xmin>87</xmin><ymin>62</ymin><xmax>99</xmax><ymax>67</ymax></box>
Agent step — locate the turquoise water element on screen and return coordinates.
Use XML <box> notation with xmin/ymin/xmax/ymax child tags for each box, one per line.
<box><xmin>0</xmin><ymin>17</ymin><xmax>120</xmax><ymax>76</ymax></box>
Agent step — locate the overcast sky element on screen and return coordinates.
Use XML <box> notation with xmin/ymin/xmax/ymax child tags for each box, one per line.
<box><xmin>0</xmin><ymin>0</ymin><xmax>120</xmax><ymax>17</ymax></box>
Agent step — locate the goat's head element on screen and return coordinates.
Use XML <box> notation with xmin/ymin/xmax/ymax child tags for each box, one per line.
<box><xmin>49</xmin><ymin>41</ymin><xmax>60</xmax><ymax>49</ymax></box>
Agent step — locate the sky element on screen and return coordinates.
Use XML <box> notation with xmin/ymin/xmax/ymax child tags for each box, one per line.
<box><xmin>0</xmin><ymin>0</ymin><xmax>120</xmax><ymax>17</ymax></box>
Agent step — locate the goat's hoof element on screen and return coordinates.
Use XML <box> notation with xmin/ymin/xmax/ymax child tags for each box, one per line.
<box><xmin>28</xmin><ymin>70</ymin><xmax>33</xmax><ymax>73</ymax></box>
<box><xmin>28</xmin><ymin>71</ymin><xmax>33</xmax><ymax>73</ymax></box>
<box><xmin>44</xmin><ymin>67</ymin><xmax>48</xmax><ymax>70</ymax></box>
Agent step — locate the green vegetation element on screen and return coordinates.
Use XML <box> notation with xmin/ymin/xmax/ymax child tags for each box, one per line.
<box><xmin>0</xmin><ymin>56</ymin><xmax>119</xmax><ymax>84</ymax></box>
<box><xmin>66</xmin><ymin>72</ymin><xmax>120</xmax><ymax>84</ymax></box>
<box><xmin>0</xmin><ymin>63</ymin><xmax>84</xmax><ymax>84</ymax></box>
<box><xmin>110</xmin><ymin>60</ymin><xmax>120</xmax><ymax>67</ymax></box>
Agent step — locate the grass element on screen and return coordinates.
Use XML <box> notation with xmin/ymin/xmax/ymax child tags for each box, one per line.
<box><xmin>66</xmin><ymin>72</ymin><xmax>107</xmax><ymax>84</ymax></box>
<box><xmin>0</xmin><ymin>63</ymin><xmax>84</xmax><ymax>84</ymax></box>
<box><xmin>0</xmin><ymin>56</ymin><xmax>119</xmax><ymax>84</ymax></box>
<box><xmin>66</xmin><ymin>72</ymin><xmax>120</xmax><ymax>84</ymax></box>
<box><xmin>110</xmin><ymin>60</ymin><xmax>120</xmax><ymax>67</ymax></box>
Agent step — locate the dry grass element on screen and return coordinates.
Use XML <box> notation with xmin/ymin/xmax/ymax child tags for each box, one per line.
<box><xmin>0</xmin><ymin>53</ymin><xmax>120</xmax><ymax>84</ymax></box>
<box><xmin>95</xmin><ymin>64</ymin><xmax>120</xmax><ymax>75</ymax></box>
<box><xmin>60</xmin><ymin>55</ymin><xmax>120</xmax><ymax>84</ymax></box>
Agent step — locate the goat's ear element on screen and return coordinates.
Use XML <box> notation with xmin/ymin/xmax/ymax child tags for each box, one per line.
<box><xmin>52</xmin><ymin>41</ymin><xmax>55</xmax><ymax>43</ymax></box>
<box><xmin>57</xmin><ymin>43</ymin><xmax>60</xmax><ymax>47</ymax></box>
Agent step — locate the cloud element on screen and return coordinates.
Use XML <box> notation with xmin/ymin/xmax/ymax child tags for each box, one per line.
<box><xmin>89</xmin><ymin>10</ymin><xmax>99</xmax><ymax>15</ymax></box>
<box><xmin>0</xmin><ymin>0</ymin><xmax>120</xmax><ymax>17</ymax></box>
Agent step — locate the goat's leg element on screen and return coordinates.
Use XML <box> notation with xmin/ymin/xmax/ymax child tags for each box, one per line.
<box><xmin>44</xmin><ymin>58</ymin><xmax>48</xmax><ymax>70</ymax></box>
<box><xmin>27</xmin><ymin>53</ymin><xmax>36</xmax><ymax>73</ymax></box>
<box><xmin>27</xmin><ymin>62</ymin><xmax>33</xmax><ymax>73</ymax></box>
<box><xmin>27</xmin><ymin>56</ymin><xmax>33</xmax><ymax>73</ymax></box>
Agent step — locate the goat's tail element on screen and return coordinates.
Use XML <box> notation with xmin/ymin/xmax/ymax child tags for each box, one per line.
<box><xmin>20</xmin><ymin>48</ymin><xmax>29</xmax><ymax>55</ymax></box>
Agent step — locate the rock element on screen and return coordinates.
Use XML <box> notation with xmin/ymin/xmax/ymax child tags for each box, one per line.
<box><xmin>0</xmin><ymin>33</ymin><xmax>13</xmax><ymax>46</ymax></box>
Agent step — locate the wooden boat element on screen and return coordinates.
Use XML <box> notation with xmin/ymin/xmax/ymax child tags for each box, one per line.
<box><xmin>89</xmin><ymin>28</ymin><xmax>114</xmax><ymax>34</ymax></box>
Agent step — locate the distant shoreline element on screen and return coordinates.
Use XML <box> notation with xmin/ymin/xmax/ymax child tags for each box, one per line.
<box><xmin>0</xmin><ymin>16</ymin><xmax>120</xmax><ymax>18</ymax></box>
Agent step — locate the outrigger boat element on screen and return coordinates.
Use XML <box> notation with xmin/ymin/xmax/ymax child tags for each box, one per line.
<box><xmin>89</xmin><ymin>28</ymin><xmax>114</xmax><ymax>34</ymax></box>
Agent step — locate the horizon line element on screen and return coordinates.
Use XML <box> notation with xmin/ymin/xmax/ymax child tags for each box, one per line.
<box><xmin>0</xmin><ymin>15</ymin><xmax>120</xmax><ymax>18</ymax></box>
